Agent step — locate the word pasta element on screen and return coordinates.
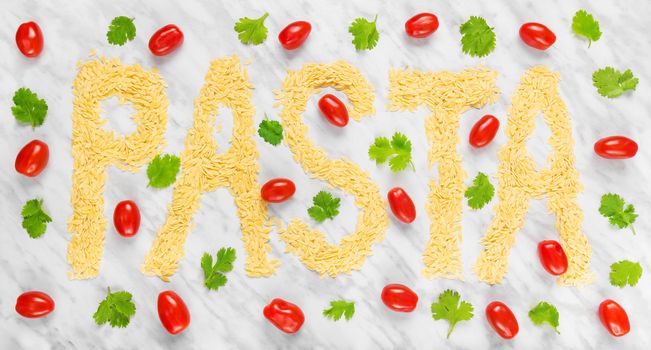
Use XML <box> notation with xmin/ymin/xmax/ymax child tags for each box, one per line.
<box><xmin>68</xmin><ymin>56</ymin><xmax>593</xmax><ymax>286</ymax></box>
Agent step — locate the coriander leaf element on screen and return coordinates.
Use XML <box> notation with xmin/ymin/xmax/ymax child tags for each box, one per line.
<box><xmin>21</xmin><ymin>198</ymin><xmax>52</xmax><ymax>239</ymax></box>
<box><xmin>528</xmin><ymin>301</ymin><xmax>560</xmax><ymax>334</ymax></box>
<box><xmin>12</xmin><ymin>88</ymin><xmax>48</xmax><ymax>128</ymax></box>
<box><xmin>349</xmin><ymin>15</ymin><xmax>379</xmax><ymax>51</ymax></box>
<box><xmin>93</xmin><ymin>288</ymin><xmax>136</xmax><ymax>328</ymax></box>
<box><xmin>431</xmin><ymin>289</ymin><xmax>474</xmax><ymax>339</ymax></box>
<box><xmin>308</xmin><ymin>191</ymin><xmax>341</xmax><ymax>222</ymax></box>
<box><xmin>147</xmin><ymin>154</ymin><xmax>181</xmax><ymax>189</ymax></box>
<box><xmin>459</xmin><ymin>16</ymin><xmax>496</xmax><ymax>57</ymax></box>
<box><xmin>323</xmin><ymin>300</ymin><xmax>355</xmax><ymax>321</ymax></box>
<box><xmin>610</xmin><ymin>260</ymin><xmax>643</xmax><ymax>288</ymax></box>
<box><xmin>202</xmin><ymin>247</ymin><xmax>237</xmax><ymax>292</ymax></box>
<box><xmin>368</xmin><ymin>132</ymin><xmax>414</xmax><ymax>172</ymax></box>
<box><xmin>258</xmin><ymin>117</ymin><xmax>283</xmax><ymax>146</ymax></box>
<box><xmin>599</xmin><ymin>193</ymin><xmax>637</xmax><ymax>235</ymax></box>
<box><xmin>234</xmin><ymin>13</ymin><xmax>269</xmax><ymax>45</ymax></box>
<box><xmin>592</xmin><ymin>67</ymin><xmax>638</xmax><ymax>98</ymax></box>
<box><xmin>464</xmin><ymin>172</ymin><xmax>494</xmax><ymax>209</ymax></box>
<box><xmin>107</xmin><ymin>16</ymin><xmax>136</xmax><ymax>46</ymax></box>
<box><xmin>572</xmin><ymin>10</ymin><xmax>601</xmax><ymax>47</ymax></box>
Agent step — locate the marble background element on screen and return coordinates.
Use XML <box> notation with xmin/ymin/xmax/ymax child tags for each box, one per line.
<box><xmin>1</xmin><ymin>0</ymin><xmax>650</xmax><ymax>349</ymax></box>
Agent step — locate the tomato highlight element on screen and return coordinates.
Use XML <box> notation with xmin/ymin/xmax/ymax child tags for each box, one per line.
<box><xmin>519</xmin><ymin>22</ymin><xmax>556</xmax><ymax>50</ymax></box>
<box><xmin>537</xmin><ymin>240</ymin><xmax>568</xmax><ymax>276</ymax></box>
<box><xmin>16</xmin><ymin>21</ymin><xmax>44</xmax><ymax>57</ymax></box>
<box><xmin>113</xmin><ymin>200</ymin><xmax>141</xmax><ymax>237</ymax></box>
<box><xmin>599</xmin><ymin>299</ymin><xmax>630</xmax><ymax>337</ymax></box>
<box><xmin>15</xmin><ymin>139</ymin><xmax>49</xmax><ymax>177</ymax></box>
<box><xmin>15</xmin><ymin>291</ymin><xmax>55</xmax><ymax>318</ymax></box>
<box><xmin>318</xmin><ymin>94</ymin><xmax>349</xmax><ymax>127</ymax></box>
<box><xmin>263</xmin><ymin>298</ymin><xmax>305</xmax><ymax>334</ymax></box>
<box><xmin>157</xmin><ymin>291</ymin><xmax>191</xmax><ymax>335</ymax></box>
<box><xmin>594</xmin><ymin>136</ymin><xmax>638</xmax><ymax>159</ymax></box>
<box><xmin>405</xmin><ymin>13</ymin><xmax>439</xmax><ymax>38</ymax></box>
<box><xmin>485</xmin><ymin>301</ymin><xmax>519</xmax><ymax>339</ymax></box>
<box><xmin>387</xmin><ymin>187</ymin><xmax>416</xmax><ymax>223</ymax></box>
<box><xmin>149</xmin><ymin>24</ymin><xmax>184</xmax><ymax>56</ymax></box>
<box><xmin>381</xmin><ymin>284</ymin><xmax>418</xmax><ymax>312</ymax></box>
<box><xmin>278</xmin><ymin>21</ymin><xmax>312</xmax><ymax>50</ymax></box>
<box><xmin>261</xmin><ymin>178</ymin><xmax>296</xmax><ymax>203</ymax></box>
<box><xmin>469</xmin><ymin>114</ymin><xmax>499</xmax><ymax>148</ymax></box>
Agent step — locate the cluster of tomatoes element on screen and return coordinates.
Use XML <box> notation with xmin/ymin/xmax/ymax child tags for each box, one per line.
<box><xmin>11</xmin><ymin>11</ymin><xmax>636</xmax><ymax>340</ymax></box>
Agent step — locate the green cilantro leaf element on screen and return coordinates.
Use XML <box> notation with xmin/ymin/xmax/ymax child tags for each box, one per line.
<box><xmin>258</xmin><ymin>115</ymin><xmax>283</xmax><ymax>146</ymax></box>
<box><xmin>572</xmin><ymin>10</ymin><xmax>601</xmax><ymax>47</ymax></box>
<box><xmin>431</xmin><ymin>289</ymin><xmax>474</xmax><ymax>339</ymax></box>
<box><xmin>234</xmin><ymin>13</ymin><xmax>269</xmax><ymax>45</ymax></box>
<box><xmin>599</xmin><ymin>193</ymin><xmax>637</xmax><ymax>235</ymax></box>
<box><xmin>459</xmin><ymin>16</ymin><xmax>496</xmax><ymax>57</ymax></box>
<box><xmin>323</xmin><ymin>300</ymin><xmax>355</xmax><ymax>321</ymax></box>
<box><xmin>21</xmin><ymin>198</ymin><xmax>52</xmax><ymax>239</ymax></box>
<box><xmin>610</xmin><ymin>260</ymin><xmax>643</xmax><ymax>288</ymax></box>
<box><xmin>147</xmin><ymin>154</ymin><xmax>181</xmax><ymax>189</ymax></box>
<box><xmin>464</xmin><ymin>172</ymin><xmax>494</xmax><ymax>209</ymax></box>
<box><xmin>368</xmin><ymin>132</ymin><xmax>414</xmax><ymax>172</ymax></box>
<box><xmin>12</xmin><ymin>88</ymin><xmax>48</xmax><ymax>128</ymax></box>
<box><xmin>308</xmin><ymin>191</ymin><xmax>341</xmax><ymax>222</ymax></box>
<box><xmin>349</xmin><ymin>15</ymin><xmax>379</xmax><ymax>51</ymax></box>
<box><xmin>528</xmin><ymin>301</ymin><xmax>560</xmax><ymax>334</ymax></box>
<box><xmin>93</xmin><ymin>288</ymin><xmax>136</xmax><ymax>328</ymax></box>
<box><xmin>201</xmin><ymin>247</ymin><xmax>237</xmax><ymax>291</ymax></box>
<box><xmin>107</xmin><ymin>16</ymin><xmax>136</xmax><ymax>46</ymax></box>
<box><xmin>592</xmin><ymin>67</ymin><xmax>638</xmax><ymax>98</ymax></box>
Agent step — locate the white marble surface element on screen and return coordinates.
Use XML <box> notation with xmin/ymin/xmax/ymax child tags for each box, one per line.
<box><xmin>1</xmin><ymin>0</ymin><xmax>650</xmax><ymax>349</ymax></box>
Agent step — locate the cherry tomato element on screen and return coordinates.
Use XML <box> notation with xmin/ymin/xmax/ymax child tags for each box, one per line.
<box><xmin>519</xmin><ymin>22</ymin><xmax>556</xmax><ymax>50</ymax></box>
<box><xmin>149</xmin><ymin>24</ymin><xmax>184</xmax><ymax>56</ymax></box>
<box><xmin>537</xmin><ymin>240</ymin><xmax>568</xmax><ymax>276</ymax></box>
<box><xmin>387</xmin><ymin>187</ymin><xmax>416</xmax><ymax>223</ymax></box>
<box><xmin>261</xmin><ymin>178</ymin><xmax>296</xmax><ymax>203</ymax></box>
<box><xmin>15</xmin><ymin>140</ymin><xmax>49</xmax><ymax>177</ymax></box>
<box><xmin>469</xmin><ymin>114</ymin><xmax>499</xmax><ymax>148</ymax></box>
<box><xmin>16</xmin><ymin>21</ymin><xmax>44</xmax><ymax>58</ymax></box>
<box><xmin>405</xmin><ymin>13</ymin><xmax>439</xmax><ymax>38</ymax></box>
<box><xmin>158</xmin><ymin>291</ymin><xmax>190</xmax><ymax>335</ymax></box>
<box><xmin>15</xmin><ymin>291</ymin><xmax>55</xmax><ymax>318</ymax></box>
<box><xmin>263</xmin><ymin>298</ymin><xmax>305</xmax><ymax>334</ymax></box>
<box><xmin>381</xmin><ymin>284</ymin><xmax>418</xmax><ymax>312</ymax></box>
<box><xmin>318</xmin><ymin>94</ymin><xmax>349</xmax><ymax>127</ymax></box>
<box><xmin>594</xmin><ymin>136</ymin><xmax>638</xmax><ymax>159</ymax></box>
<box><xmin>485</xmin><ymin>301</ymin><xmax>519</xmax><ymax>339</ymax></box>
<box><xmin>278</xmin><ymin>21</ymin><xmax>312</xmax><ymax>50</ymax></box>
<box><xmin>599</xmin><ymin>299</ymin><xmax>630</xmax><ymax>337</ymax></box>
<box><xmin>113</xmin><ymin>200</ymin><xmax>141</xmax><ymax>237</ymax></box>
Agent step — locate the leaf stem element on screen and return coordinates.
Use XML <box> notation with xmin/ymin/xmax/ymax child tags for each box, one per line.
<box><xmin>630</xmin><ymin>225</ymin><xmax>636</xmax><ymax>236</ymax></box>
<box><xmin>446</xmin><ymin>322</ymin><xmax>456</xmax><ymax>339</ymax></box>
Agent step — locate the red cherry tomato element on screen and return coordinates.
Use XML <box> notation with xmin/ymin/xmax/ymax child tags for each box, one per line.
<box><xmin>381</xmin><ymin>284</ymin><xmax>418</xmax><ymax>312</ymax></box>
<box><xmin>157</xmin><ymin>291</ymin><xmax>190</xmax><ymax>335</ymax></box>
<box><xmin>519</xmin><ymin>22</ymin><xmax>556</xmax><ymax>50</ymax></box>
<box><xmin>149</xmin><ymin>24</ymin><xmax>184</xmax><ymax>56</ymax></box>
<box><xmin>318</xmin><ymin>94</ymin><xmax>349</xmax><ymax>127</ymax></box>
<box><xmin>113</xmin><ymin>200</ymin><xmax>141</xmax><ymax>237</ymax></box>
<box><xmin>278</xmin><ymin>21</ymin><xmax>312</xmax><ymax>50</ymax></box>
<box><xmin>15</xmin><ymin>291</ymin><xmax>55</xmax><ymax>318</ymax></box>
<box><xmin>599</xmin><ymin>299</ymin><xmax>630</xmax><ymax>337</ymax></box>
<box><xmin>261</xmin><ymin>178</ymin><xmax>296</xmax><ymax>203</ymax></box>
<box><xmin>263</xmin><ymin>298</ymin><xmax>305</xmax><ymax>334</ymax></box>
<box><xmin>405</xmin><ymin>13</ymin><xmax>439</xmax><ymax>38</ymax></box>
<box><xmin>15</xmin><ymin>140</ymin><xmax>49</xmax><ymax>177</ymax></box>
<box><xmin>537</xmin><ymin>240</ymin><xmax>568</xmax><ymax>276</ymax></box>
<box><xmin>594</xmin><ymin>136</ymin><xmax>638</xmax><ymax>159</ymax></box>
<box><xmin>469</xmin><ymin>114</ymin><xmax>499</xmax><ymax>148</ymax></box>
<box><xmin>16</xmin><ymin>21</ymin><xmax>44</xmax><ymax>58</ymax></box>
<box><xmin>486</xmin><ymin>301</ymin><xmax>519</xmax><ymax>339</ymax></box>
<box><xmin>387</xmin><ymin>187</ymin><xmax>416</xmax><ymax>223</ymax></box>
